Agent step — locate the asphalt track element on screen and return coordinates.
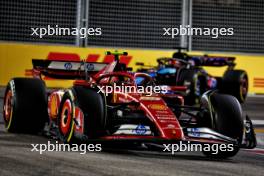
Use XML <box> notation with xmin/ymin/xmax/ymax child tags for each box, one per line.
<box><xmin>0</xmin><ymin>88</ymin><xmax>263</xmax><ymax>176</ymax></box>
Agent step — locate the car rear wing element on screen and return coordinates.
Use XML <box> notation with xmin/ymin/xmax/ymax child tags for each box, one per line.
<box><xmin>189</xmin><ymin>55</ymin><xmax>236</xmax><ymax>67</ymax></box>
<box><xmin>30</xmin><ymin>59</ymin><xmax>108</xmax><ymax>79</ymax></box>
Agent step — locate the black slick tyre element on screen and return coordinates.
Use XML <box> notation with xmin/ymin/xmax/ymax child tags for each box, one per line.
<box><xmin>221</xmin><ymin>70</ymin><xmax>248</xmax><ymax>103</ymax></box>
<box><xmin>57</xmin><ymin>86</ymin><xmax>107</xmax><ymax>142</ymax></box>
<box><xmin>202</xmin><ymin>93</ymin><xmax>243</xmax><ymax>158</ymax></box>
<box><xmin>3</xmin><ymin>78</ymin><xmax>48</xmax><ymax>133</ymax></box>
<box><xmin>72</xmin><ymin>86</ymin><xmax>107</xmax><ymax>138</ymax></box>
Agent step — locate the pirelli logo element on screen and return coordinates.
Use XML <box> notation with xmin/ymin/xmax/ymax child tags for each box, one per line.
<box><xmin>253</xmin><ymin>78</ymin><xmax>264</xmax><ymax>88</ymax></box>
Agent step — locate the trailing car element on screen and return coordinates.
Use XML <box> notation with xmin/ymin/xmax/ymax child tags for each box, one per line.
<box><xmin>136</xmin><ymin>51</ymin><xmax>248</xmax><ymax>105</ymax></box>
<box><xmin>3</xmin><ymin>51</ymin><xmax>256</xmax><ymax>158</ymax></box>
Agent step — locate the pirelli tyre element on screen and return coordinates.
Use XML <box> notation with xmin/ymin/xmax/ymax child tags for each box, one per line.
<box><xmin>57</xmin><ymin>86</ymin><xmax>107</xmax><ymax>143</ymax></box>
<box><xmin>221</xmin><ymin>70</ymin><xmax>248</xmax><ymax>103</ymax></box>
<box><xmin>3</xmin><ymin>78</ymin><xmax>48</xmax><ymax>133</ymax></box>
<box><xmin>202</xmin><ymin>93</ymin><xmax>244</xmax><ymax>158</ymax></box>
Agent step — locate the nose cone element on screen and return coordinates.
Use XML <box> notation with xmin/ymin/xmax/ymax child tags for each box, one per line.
<box><xmin>140</xmin><ymin>99</ymin><xmax>184</xmax><ymax>140</ymax></box>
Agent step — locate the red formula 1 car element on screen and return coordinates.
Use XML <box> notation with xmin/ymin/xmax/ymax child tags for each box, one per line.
<box><xmin>3</xmin><ymin>51</ymin><xmax>256</xmax><ymax>158</ymax></box>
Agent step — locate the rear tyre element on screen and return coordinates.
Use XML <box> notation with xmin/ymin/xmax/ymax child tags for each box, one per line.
<box><xmin>3</xmin><ymin>78</ymin><xmax>48</xmax><ymax>133</ymax></box>
<box><xmin>221</xmin><ymin>70</ymin><xmax>248</xmax><ymax>103</ymax></box>
<box><xmin>202</xmin><ymin>94</ymin><xmax>243</xmax><ymax>158</ymax></box>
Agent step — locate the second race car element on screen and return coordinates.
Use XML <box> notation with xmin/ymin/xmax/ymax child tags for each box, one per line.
<box><xmin>137</xmin><ymin>51</ymin><xmax>248</xmax><ymax>105</ymax></box>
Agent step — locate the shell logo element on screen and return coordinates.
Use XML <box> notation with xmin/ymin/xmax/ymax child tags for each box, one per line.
<box><xmin>48</xmin><ymin>93</ymin><xmax>60</xmax><ymax>119</ymax></box>
<box><xmin>148</xmin><ymin>104</ymin><xmax>167</xmax><ymax>110</ymax></box>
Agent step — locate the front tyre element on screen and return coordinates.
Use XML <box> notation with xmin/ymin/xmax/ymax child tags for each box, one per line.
<box><xmin>202</xmin><ymin>94</ymin><xmax>244</xmax><ymax>158</ymax></box>
<box><xmin>57</xmin><ymin>86</ymin><xmax>107</xmax><ymax>143</ymax></box>
<box><xmin>72</xmin><ymin>86</ymin><xmax>107</xmax><ymax>138</ymax></box>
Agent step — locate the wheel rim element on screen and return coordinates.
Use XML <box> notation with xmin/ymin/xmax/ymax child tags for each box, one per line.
<box><xmin>4</xmin><ymin>90</ymin><xmax>13</xmax><ymax>123</ymax></box>
<box><xmin>60</xmin><ymin>99</ymin><xmax>72</xmax><ymax>135</ymax></box>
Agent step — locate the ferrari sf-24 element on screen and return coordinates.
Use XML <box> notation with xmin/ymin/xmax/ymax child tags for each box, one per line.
<box><xmin>3</xmin><ymin>51</ymin><xmax>256</xmax><ymax>158</ymax></box>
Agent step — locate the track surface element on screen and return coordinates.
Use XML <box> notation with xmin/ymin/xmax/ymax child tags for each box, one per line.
<box><xmin>0</xmin><ymin>88</ymin><xmax>263</xmax><ymax>176</ymax></box>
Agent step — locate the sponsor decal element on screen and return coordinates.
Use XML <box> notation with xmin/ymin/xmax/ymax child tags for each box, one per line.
<box><xmin>157</xmin><ymin>116</ymin><xmax>175</xmax><ymax>120</ymax></box>
<box><xmin>113</xmin><ymin>124</ymin><xmax>151</xmax><ymax>135</ymax></box>
<box><xmin>148</xmin><ymin>104</ymin><xmax>167</xmax><ymax>110</ymax></box>
<box><xmin>189</xmin><ymin>128</ymin><xmax>200</xmax><ymax>137</ymax></box>
<box><xmin>48</xmin><ymin>94</ymin><xmax>59</xmax><ymax>119</ymax></box>
<box><xmin>133</xmin><ymin>124</ymin><xmax>147</xmax><ymax>135</ymax></box>
<box><xmin>64</xmin><ymin>62</ymin><xmax>73</xmax><ymax>70</ymax></box>
<box><xmin>86</xmin><ymin>63</ymin><xmax>95</xmax><ymax>71</ymax></box>
<box><xmin>139</xmin><ymin>97</ymin><xmax>161</xmax><ymax>101</ymax></box>
<box><xmin>167</xmin><ymin>124</ymin><xmax>176</xmax><ymax>129</ymax></box>
<box><xmin>156</xmin><ymin>110</ymin><xmax>169</xmax><ymax>114</ymax></box>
